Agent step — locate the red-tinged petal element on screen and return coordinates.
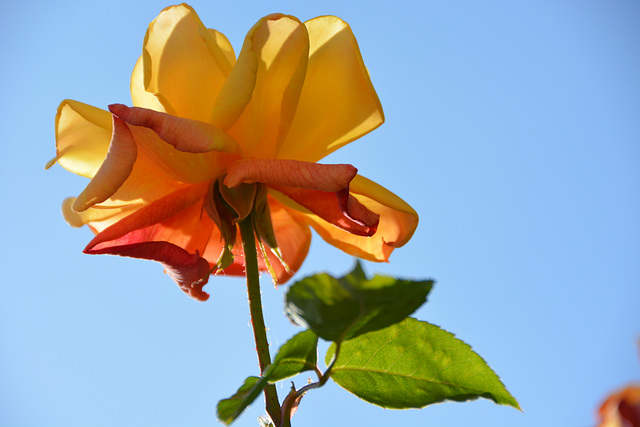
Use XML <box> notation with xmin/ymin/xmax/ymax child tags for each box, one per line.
<box><xmin>109</xmin><ymin>104</ymin><xmax>241</xmax><ymax>155</ymax></box>
<box><xmin>224</xmin><ymin>159</ymin><xmax>356</xmax><ymax>192</ymax></box>
<box><xmin>73</xmin><ymin>115</ymin><xmax>137</xmax><ymax>212</ymax></box>
<box><xmin>270</xmin><ymin>186</ymin><xmax>378</xmax><ymax>237</ymax></box>
<box><xmin>84</xmin><ymin>189</ymin><xmax>216</xmax><ymax>300</ymax></box>
<box><xmin>86</xmin><ymin>184</ymin><xmax>209</xmax><ymax>250</ymax></box>
<box><xmin>86</xmin><ymin>241</ymin><xmax>211</xmax><ymax>301</ymax></box>
<box><xmin>124</xmin><ymin>118</ymin><xmax>234</xmax><ymax>186</ymax></box>
<box><xmin>292</xmin><ymin>175</ymin><xmax>418</xmax><ymax>262</ymax></box>
<box><xmin>225</xmin><ymin>159</ymin><xmax>377</xmax><ymax>236</ymax></box>
<box><xmin>91</xmin><ymin>198</ymin><xmax>214</xmax><ymax>256</ymax></box>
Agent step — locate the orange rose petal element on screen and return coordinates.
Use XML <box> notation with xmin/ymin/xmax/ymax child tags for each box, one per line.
<box><xmin>73</xmin><ymin>115</ymin><xmax>137</xmax><ymax>212</ymax></box>
<box><xmin>84</xmin><ymin>191</ymin><xmax>215</xmax><ymax>300</ymax></box>
<box><xmin>224</xmin><ymin>159</ymin><xmax>356</xmax><ymax>192</ymax></box>
<box><xmin>265</xmin><ymin>199</ymin><xmax>311</xmax><ymax>284</ymax></box>
<box><xmin>85</xmin><ymin>183</ymin><xmax>208</xmax><ymax>250</ymax></box>
<box><xmin>109</xmin><ymin>104</ymin><xmax>241</xmax><ymax>155</ymax></box>
<box><xmin>86</xmin><ymin>240</ymin><xmax>211</xmax><ymax>301</ymax></box>
<box><xmin>297</xmin><ymin>175</ymin><xmax>418</xmax><ymax>262</ymax></box>
<box><xmin>270</xmin><ymin>185</ymin><xmax>378</xmax><ymax>237</ymax></box>
<box><xmin>225</xmin><ymin>159</ymin><xmax>378</xmax><ymax>236</ymax></box>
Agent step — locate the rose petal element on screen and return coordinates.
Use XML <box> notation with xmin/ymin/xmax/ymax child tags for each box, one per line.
<box><xmin>211</xmin><ymin>14</ymin><xmax>309</xmax><ymax>158</ymax></box>
<box><xmin>270</xmin><ymin>186</ymin><xmax>378</xmax><ymax>237</ymax></box>
<box><xmin>297</xmin><ymin>175</ymin><xmax>418</xmax><ymax>262</ymax></box>
<box><xmin>278</xmin><ymin>16</ymin><xmax>384</xmax><ymax>162</ymax></box>
<box><xmin>130</xmin><ymin>56</ymin><xmax>165</xmax><ymax>112</ymax></box>
<box><xmin>62</xmin><ymin>197</ymin><xmax>137</xmax><ymax>229</ymax></box>
<box><xmin>264</xmin><ymin>198</ymin><xmax>311</xmax><ymax>284</ymax></box>
<box><xmin>72</xmin><ymin>115</ymin><xmax>137</xmax><ymax>212</ymax></box>
<box><xmin>143</xmin><ymin>4</ymin><xmax>235</xmax><ymax>121</ymax></box>
<box><xmin>83</xmin><ymin>187</ymin><xmax>216</xmax><ymax>300</ymax></box>
<box><xmin>109</xmin><ymin>104</ymin><xmax>241</xmax><ymax>155</ymax></box>
<box><xmin>86</xmin><ymin>240</ymin><xmax>211</xmax><ymax>301</ymax></box>
<box><xmin>224</xmin><ymin>159</ymin><xmax>356</xmax><ymax>192</ymax></box>
<box><xmin>85</xmin><ymin>183</ymin><xmax>209</xmax><ymax>250</ymax></box>
<box><xmin>48</xmin><ymin>100</ymin><xmax>111</xmax><ymax>178</ymax></box>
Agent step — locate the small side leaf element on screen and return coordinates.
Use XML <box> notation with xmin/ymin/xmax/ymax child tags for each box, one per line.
<box><xmin>269</xmin><ymin>330</ymin><xmax>319</xmax><ymax>383</ymax></box>
<box><xmin>326</xmin><ymin>317</ymin><xmax>520</xmax><ymax>410</ymax></box>
<box><xmin>217</xmin><ymin>375</ymin><xmax>269</xmax><ymax>425</ymax></box>
<box><xmin>285</xmin><ymin>262</ymin><xmax>434</xmax><ymax>342</ymax></box>
<box><xmin>216</xmin><ymin>331</ymin><xmax>318</xmax><ymax>425</ymax></box>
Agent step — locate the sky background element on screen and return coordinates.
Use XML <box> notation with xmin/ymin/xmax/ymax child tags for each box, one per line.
<box><xmin>1</xmin><ymin>1</ymin><xmax>639</xmax><ymax>426</ymax></box>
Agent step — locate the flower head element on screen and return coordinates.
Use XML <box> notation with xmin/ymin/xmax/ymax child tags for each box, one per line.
<box><xmin>48</xmin><ymin>4</ymin><xmax>418</xmax><ymax>301</ymax></box>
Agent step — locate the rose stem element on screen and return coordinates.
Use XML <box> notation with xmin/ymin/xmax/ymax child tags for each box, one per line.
<box><xmin>238</xmin><ymin>215</ymin><xmax>281</xmax><ymax>425</ymax></box>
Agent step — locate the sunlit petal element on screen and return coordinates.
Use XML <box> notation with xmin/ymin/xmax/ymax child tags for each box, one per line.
<box><xmin>62</xmin><ymin>197</ymin><xmax>137</xmax><ymax>228</ymax></box>
<box><xmin>211</xmin><ymin>14</ymin><xmax>309</xmax><ymax>158</ymax></box>
<box><xmin>278</xmin><ymin>16</ymin><xmax>384</xmax><ymax>162</ymax></box>
<box><xmin>48</xmin><ymin>100</ymin><xmax>111</xmax><ymax>178</ymax></box>
<box><xmin>143</xmin><ymin>4</ymin><xmax>235</xmax><ymax>121</ymax></box>
<box><xmin>130</xmin><ymin>56</ymin><xmax>165</xmax><ymax>111</ymax></box>
<box><xmin>207</xmin><ymin>29</ymin><xmax>236</xmax><ymax>67</ymax></box>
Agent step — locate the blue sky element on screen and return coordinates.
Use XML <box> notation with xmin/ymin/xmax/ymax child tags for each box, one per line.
<box><xmin>1</xmin><ymin>1</ymin><xmax>639</xmax><ymax>426</ymax></box>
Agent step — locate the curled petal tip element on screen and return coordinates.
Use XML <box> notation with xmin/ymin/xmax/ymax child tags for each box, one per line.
<box><xmin>73</xmin><ymin>114</ymin><xmax>137</xmax><ymax>212</ymax></box>
<box><xmin>107</xmin><ymin>105</ymin><xmax>241</xmax><ymax>155</ymax></box>
<box><xmin>44</xmin><ymin>155</ymin><xmax>59</xmax><ymax>170</ymax></box>
<box><xmin>108</xmin><ymin>103</ymin><xmax>128</xmax><ymax>114</ymax></box>
<box><xmin>45</xmin><ymin>147</ymin><xmax>68</xmax><ymax>170</ymax></box>
<box><xmin>108</xmin><ymin>104</ymin><xmax>132</xmax><ymax>121</ymax></box>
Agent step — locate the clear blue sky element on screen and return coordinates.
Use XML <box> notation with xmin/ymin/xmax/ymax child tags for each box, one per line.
<box><xmin>1</xmin><ymin>1</ymin><xmax>639</xmax><ymax>426</ymax></box>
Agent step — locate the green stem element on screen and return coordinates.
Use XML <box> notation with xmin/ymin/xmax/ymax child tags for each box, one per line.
<box><xmin>238</xmin><ymin>216</ymin><xmax>281</xmax><ymax>426</ymax></box>
<box><xmin>280</xmin><ymin>343</ymin><xmax>341</xmax><ymax>426</ymax></box>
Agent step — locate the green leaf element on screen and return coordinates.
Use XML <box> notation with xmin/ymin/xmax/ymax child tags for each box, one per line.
<box><xmin>269</xmin><ymin>330</ymin><xmax>319</xmax><ymax>383</ymax></box>
<box><xmin>326</xmin><ymin>317</ymin><xmax>520</xmax><ymax>410</ymax></box>
<box><xmin>285</xmin><ymin>262</ymin><xmax>434</xmax><ymax>342</ymax></box>
<box><xmin>217</xmin><ymin>375</ymin><xmax>269</xmax><ymax>425</ymax></box>
<box><xmin>216</xmin><ymin>331</ymin><xmax>318</xmax><ymax>425</ymax></box>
